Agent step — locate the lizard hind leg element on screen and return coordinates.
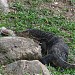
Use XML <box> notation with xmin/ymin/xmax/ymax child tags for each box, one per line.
<box><xmin>39</xmin><ymin>54</ymin><xmax>65</xmax><ymax>72</ymax></box>
<box><xmin>39</xmin><ymin>54</ymin><xmax>54</xmax><ymax>66</ymax></box>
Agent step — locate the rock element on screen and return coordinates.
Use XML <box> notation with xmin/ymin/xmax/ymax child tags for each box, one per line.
<box><xmin>2</xmin><ymin>60</ymin><xmax>51</xmax><ymax>75</ymax></box>
<box><xmin>0</xmin><ymin>37</ymin><xmax>42</xmax><ymax>65</ymax></box>
<box><xmin>0</xmin><ymin>27</ymin><xmax>16</xmax><ymax>37</ymax></box>
<box><xmin>0</xmin><ymin>0</ymin><xmax>10</xmax><ymax>13</ymax></box>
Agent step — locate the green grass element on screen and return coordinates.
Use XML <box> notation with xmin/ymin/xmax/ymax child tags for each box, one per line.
<box><xmin>71</xmin><ymin>0</ymin><xmax>75</xmax><ymax>3</ymax></box>
<box><xmin>0</xmin><ymin>0</ymin><xmax>75</xmax><ymax>75</ymax></box>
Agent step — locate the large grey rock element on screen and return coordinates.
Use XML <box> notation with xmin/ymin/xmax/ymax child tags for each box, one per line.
<box><xmin>0</xmin><ymin>37</ymin><xmax>42</xmax><ymax>65</ymax></box>
<box><xmin>2</xmin><ymin>60</ymin><xmax>51</xmax><ymax>75</ymax></box>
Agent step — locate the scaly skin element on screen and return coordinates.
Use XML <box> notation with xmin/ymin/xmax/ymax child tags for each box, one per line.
<box><xmin>16</xmin><ymin>29</ymin><xmax>75</xmax><ymax>69</ymax></box>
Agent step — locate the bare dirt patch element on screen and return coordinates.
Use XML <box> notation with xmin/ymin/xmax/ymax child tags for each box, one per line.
<box><xmin>39</xmin><ymin>1</ymin><xmax>75</xmax><ymax>21</ymax></box>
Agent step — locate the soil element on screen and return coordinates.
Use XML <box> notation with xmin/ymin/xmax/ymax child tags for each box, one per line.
<box><xmin>39</xmin><ymin>0</ymin><xmax>75</xmax><ymax>22</ymax></box>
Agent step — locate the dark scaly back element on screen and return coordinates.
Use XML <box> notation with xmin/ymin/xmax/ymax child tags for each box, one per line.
<box><xmin>25</xmin><ymin>29</ymin><xmax>55</xmax><ymax>41</ymax></box>
<box><xmin>25</xmin><ymin>29</ymin><xmax>64</xmax><ymax>47</ymax></box>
